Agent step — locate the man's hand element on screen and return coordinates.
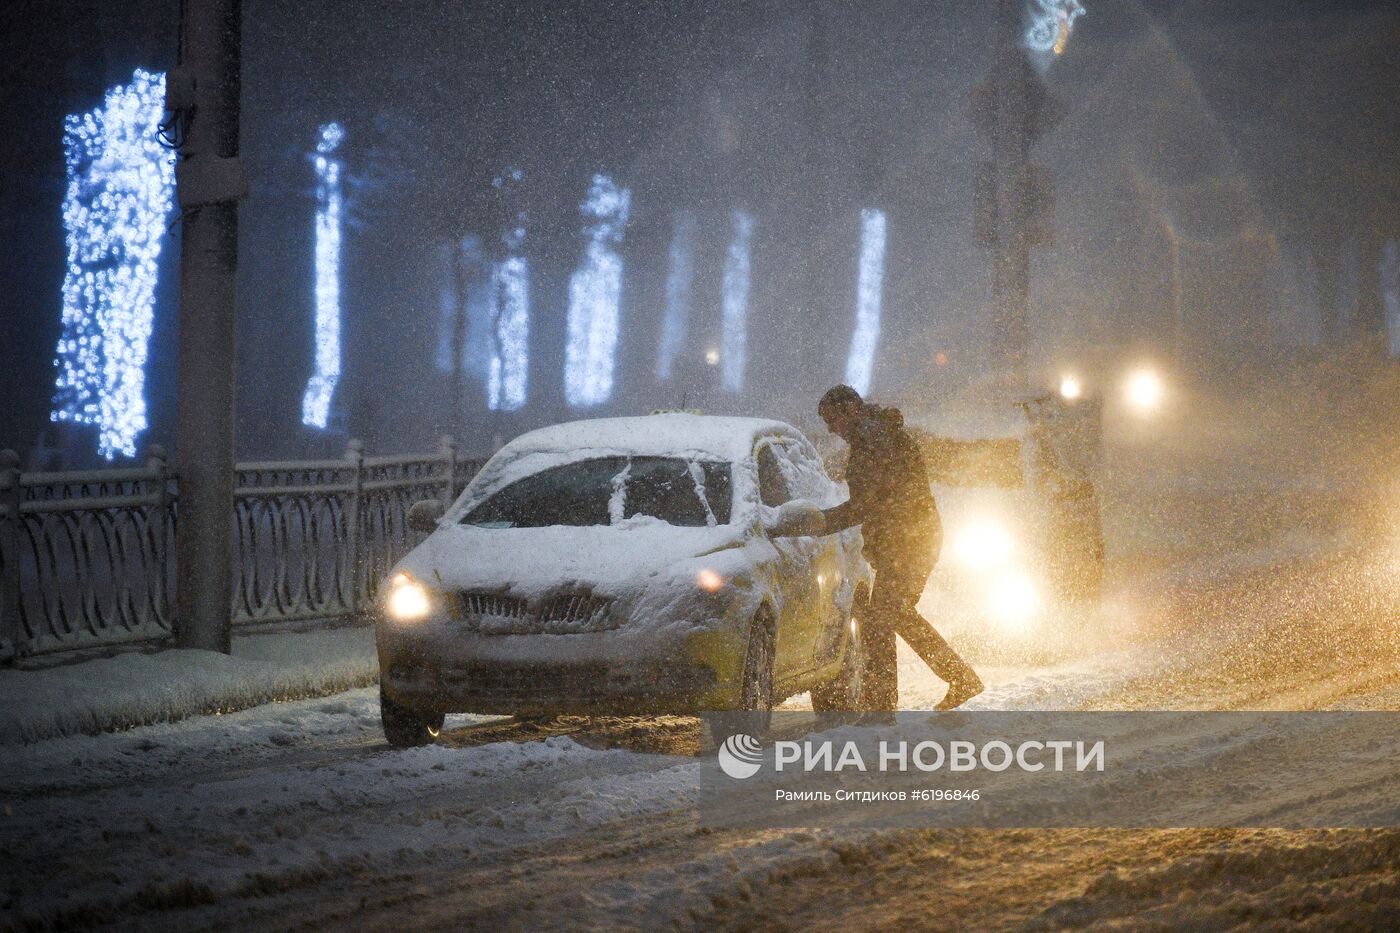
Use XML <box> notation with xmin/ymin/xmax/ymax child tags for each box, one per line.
<box><xmin>769</xmin><ymin>499</ymin><xmax>825</xmax><ymax>537</ymax></box>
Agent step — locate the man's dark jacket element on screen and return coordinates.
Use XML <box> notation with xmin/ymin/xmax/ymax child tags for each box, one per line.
<box><xmin>821</xmin><ymin>404</ymin><xmax>940</xmax><ymax>567</ymax></box>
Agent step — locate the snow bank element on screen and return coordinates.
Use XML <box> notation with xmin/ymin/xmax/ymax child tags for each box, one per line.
<box><xmin>0</xmin><ymin>627</ymin><xmax>378</xmax><ymax>745</ymax></box>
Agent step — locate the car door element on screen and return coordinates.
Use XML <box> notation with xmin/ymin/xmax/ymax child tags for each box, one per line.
<box><xmin>777</xmin><ymin>435</ymin><xmax>856</xmax><ymax>667</ymax></box>
<box><xmin>754</xmin><ymin>437</ymin><xmax>825</xmax><ymax>676</ymax></box>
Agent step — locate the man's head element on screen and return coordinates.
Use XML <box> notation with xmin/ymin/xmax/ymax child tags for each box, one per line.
<box><xmin>818</xmin><ymin>384</ymin><xmax>864</xmax><ymax>440</ymax></box>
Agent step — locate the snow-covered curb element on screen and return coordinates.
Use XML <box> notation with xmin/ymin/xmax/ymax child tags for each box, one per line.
<box><xmin>0</xmin><ymin>627</ymin><xmax>378</xmax><ymax>746</ymax></box>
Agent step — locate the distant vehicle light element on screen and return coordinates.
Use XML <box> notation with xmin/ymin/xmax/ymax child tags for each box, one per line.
<box><xmin>987</xmin><ymin>572</ymin><xmax>1039</xmax><ymax>633</ymax></box>
<box><xmin>696</xmin><ymin>568</ymin><xmax>725</xmax><ymax>592</ymax></box>
<box><xmin>1125</xmin><ymin>367</ymin><xmax>1164</xmax><ymax>413</ymax></box>
<box><xmin>704</xmin><ymin>347</ymin><xmax>720</xmax><ymax>366</ymax></box>
<box><xmin>1059</xmin><ymin>374</ymin><xmax>1082</xmax><ymax>400</ymax></box>
<box><xmin>953</xmin><ymin>519</ymin><xmax>1015</xmax><ymax>569</ymax></box>
<box><xmin>387</xmin><ymin>574</ymin><xmax>432</xmax><ymax>621</ymax></box>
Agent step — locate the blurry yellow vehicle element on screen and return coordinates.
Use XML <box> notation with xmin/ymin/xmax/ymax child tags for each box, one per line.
<box><xmin>912</xmin><ymin>392</ymin><xmax>1105</xmax><ymax>640</ymax></box>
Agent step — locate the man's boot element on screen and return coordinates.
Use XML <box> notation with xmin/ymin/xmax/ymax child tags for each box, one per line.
<box><xmin>895</xmin><ymin>613</ymin><xmax>984</xmax><ymax>710</ymax></box>
<box><xmin>934</xmin><ymin>670</ymin><xmax>984</xmax><ymax>711</ymax></box>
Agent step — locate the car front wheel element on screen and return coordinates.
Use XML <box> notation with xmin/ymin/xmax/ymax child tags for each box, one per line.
<box><xmin>709</xmin><ymin>610</ymin><xmax>776</xmax><ymax>745</ymax></box>
<box><xmin>380</xmin><ymin>684</ymin><xmax>445</xmax><ymax>748</ymax></box>
<box><xmin>812</xmin><ymin>590</ymin><xmax>866</xmax><ymax>722</ymax></box>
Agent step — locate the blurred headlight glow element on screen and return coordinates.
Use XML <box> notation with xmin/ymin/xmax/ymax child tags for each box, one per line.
<box><xmin>1125</xmin><ymin>367</ymin><xmax>1164</xmax><ymax>413</ymax></box>
<box><xmin>953</xmin><ymin>519</ymin><xmax>1014</xmax><ymax>569</ymax></box>
<box><xmin>987</xmin><ymin>572</ymin><xmax>1039</xmax><ymax>633</ymax></box>
<box><xmin>387</xmin><ymin>574</ymin><xmax>432</xmax><ymax>621</ymax></box>
<box><xmin>696</xmin><ymin>568</ymin><xmax>725</xmax><ymax>592</ymax></box>
<box><xmin>1059</xmin><ymin>374</ymin><xmax>1082</xmax><ymax>400</ymax></box>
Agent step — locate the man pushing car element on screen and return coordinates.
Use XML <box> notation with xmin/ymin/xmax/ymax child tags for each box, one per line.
<box><xmin>774</xmin><ymin>384</ymin><xmax>984</xmax><ymax>712</ymax></box>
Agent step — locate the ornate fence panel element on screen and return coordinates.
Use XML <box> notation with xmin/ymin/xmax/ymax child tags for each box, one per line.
<box><xmin>0</xmin><ymin>448</ymin><xmax>175</xmax><ymax>660</ymax></box>
<box><xmin>1</xmin><ymin>437</ymin><xmax>489</xmax><ymax>662</ymax></box>
<box><xmin>232</xmin><ymin>454</ymin><xmax>358</xmax><ymax>626</ymax></box>
<box><xmin>231</xmin><ymin>438</ymin><xmax>488</xmax><ymax>626</ymax></box>
<box><xmin>354</xmin><ymin>440</ymin><xmax>489</xmax><ymax>611</ymax></box>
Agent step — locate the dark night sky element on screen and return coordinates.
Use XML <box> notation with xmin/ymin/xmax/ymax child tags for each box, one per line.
<box><xmin>2</xmin><ymin>0</ymin><xmax>1397</xmax><ymax>467</ymax></box>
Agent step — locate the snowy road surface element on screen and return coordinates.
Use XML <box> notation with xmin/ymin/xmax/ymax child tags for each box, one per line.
<box><xmin>6</xmin><ymin>384</ymin><xmax>1399</xmax><ymax>931</ymax></box>
<box><xmin>4</xmin><ymin>540</ymin><xmax>1397</xmax><ymax>931</ymax></box>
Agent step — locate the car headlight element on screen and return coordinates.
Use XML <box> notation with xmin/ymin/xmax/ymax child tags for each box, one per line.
<box><xmin>952</xmin><ymin>519</ymin><xmax>1014</xmax><ymax>569</ymax></box>
<box><xmin>695</xmin><ymin>568</ymin><xmax>726</xmax><ymax>593</ymax></box>
<box><xmin>386</xmin><ymin>572</ymin><xmax>433</xmax><ymax>622</ymax></box>
<box><xmin>1125</xmin><ymin>366</ymin><xmax>1165</xmax><ymax>413</ymax></box>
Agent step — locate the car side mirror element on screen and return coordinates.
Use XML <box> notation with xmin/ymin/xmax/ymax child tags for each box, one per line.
<box><xmin>407</xmin><ymin>499</ymin><xmax>445</xmax><ymax>533</ymax></box>
<box><xmin>764</xmin><ymin>498</ymin><xmax>824</xmax><ymax>537</ymax></box>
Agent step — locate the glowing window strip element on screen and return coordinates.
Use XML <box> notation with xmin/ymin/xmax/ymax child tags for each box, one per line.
<box><xmin>301</xmin><ymin>122</ymin><xmax>344</xmax><ymax>429</ymax></box>
<box><xmin>844</xmin><ymin>209</ymin><xmax>887</xmax><ymax>396</ymax></box>
<box><xmin>720</xmin><ymin>210</ymin><xmax>755</xmax><ymax>393</ymax></box>
<box><xmin>565</xmin><ymin>175</ymin><xmax>630</xmax><ymax>407</ymax></box>
<box><xmin>52</xmin><ymin>68</ymin><xmax>174</xmax><ymax>460</ymax></box>
<box><xmin>655</xmin><ymin>211</ymin><xmax>696</xmax><ymax>382</ymax></box>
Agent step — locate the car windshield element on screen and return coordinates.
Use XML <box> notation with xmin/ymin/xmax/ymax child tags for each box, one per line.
<box><xmin>461</xmin><ymin>456</ymin><xmax>732</xmax><ymax>528</ymax></box>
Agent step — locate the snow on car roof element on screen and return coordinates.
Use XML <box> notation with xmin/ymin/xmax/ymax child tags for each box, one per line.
<box><xmin>448</xmin><ymin>414</ymin><xmax>795</xmax><ymax>520</ymax></box>
<box><xmin>497</xmin><ymin>413</ymin><xmax>794</xmax><ymax>462</ymax></box>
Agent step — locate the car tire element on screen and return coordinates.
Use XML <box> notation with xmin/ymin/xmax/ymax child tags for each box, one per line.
<box><xmin>708</xmin><ymin>610</ymin><xmax>776</xmax><ymax>746</ymax></box>
<box><xmin>811</xmin><ymin>599</ymin><xmax>865</xmax><ymax>724</ymax></box>
<box><xmin>380</xmin><ymin>684</ymin><xmax>445</xmax><ymax>748</ymax></box>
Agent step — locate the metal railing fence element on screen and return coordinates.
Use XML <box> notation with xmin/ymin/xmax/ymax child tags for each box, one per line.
<box><xmin>0</xmin><ymin>438</ymin><xmax>486</xmax><ymax>662</ymax></box>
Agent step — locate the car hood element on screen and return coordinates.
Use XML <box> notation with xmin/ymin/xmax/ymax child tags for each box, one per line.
<box><xmin>397</xmin><ymin>520</ymin><xmax>751</xmax><ymax>598</ymax></box>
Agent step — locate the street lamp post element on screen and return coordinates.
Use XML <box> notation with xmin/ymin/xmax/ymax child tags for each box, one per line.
<box><xmin>971</xmin><ymin>0</ymin><xmax>1061</xmax><ymax>391</ymax></box>
<box><xmin>170</xmin><ymin>0</ymin><xmax>245</xmax><ymax>653</ymax></box>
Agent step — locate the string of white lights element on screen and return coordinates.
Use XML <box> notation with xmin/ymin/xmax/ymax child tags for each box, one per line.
<box><xmin>845</xmin><ymin>208</ymin><xmax>887</xmax><ymax>395</ymax></box>
<box><xmin>301</xmin><ymin>122</ymin><xmax>344</xmax><ymax>430</ymax></box>
<box><xmin>564</xmin><ymin>174</ymin><xmax>630</xmax><ymax>406</ymax></box>
<box><xmin>1026</xmin><ymin>0</ymin><xmax>1085</xmax><ymax>57</ymax></box>
<box><xmin>655</xmin><ymin>210</ymin><xmax>696</xmax><ymax>382</ymax></box>
<box><xmin>720</xmin><ymin>210</ymin><xmax>755</xmax><ymax>393</ymax></box>
<box><xmin>52</xmin><ymin>69</ymin><xmax>174</xmax><ymax>460</ymax></box>
<box><xmin>488</xmin><ymin>255</ymin><xmax>530</xmax><ymax>410</ymax></box>
<box><xmin>487</xmin><ymin>168</ymin><xmax>530</xmax><ymax>411</ymax></box>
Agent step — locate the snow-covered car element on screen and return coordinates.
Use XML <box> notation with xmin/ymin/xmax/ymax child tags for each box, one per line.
<box><xmin>376</xmin><ymin>414</ymin><xmax>872</xmax><ymax>746</ymax></box>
